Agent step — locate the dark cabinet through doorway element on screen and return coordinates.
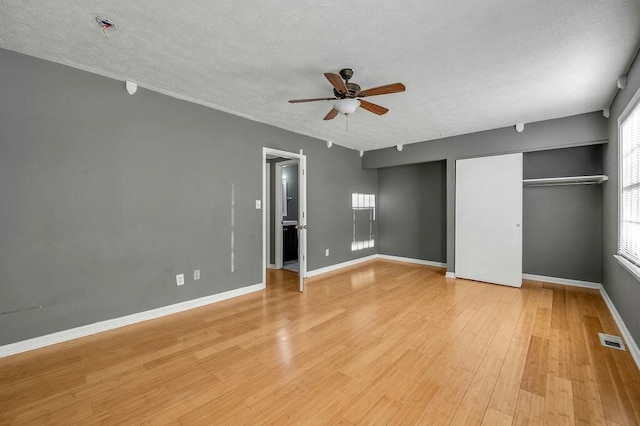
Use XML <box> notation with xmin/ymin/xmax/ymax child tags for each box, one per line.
<box><xmin>283</xmin><ymin>225</ymin><xmax>298</xmax><ymax>261</ymax></box>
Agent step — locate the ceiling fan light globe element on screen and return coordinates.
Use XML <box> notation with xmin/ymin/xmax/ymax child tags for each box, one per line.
<box><xmin>334</xmin><ymin>98</ymin><xmax>361</xmax><ymax>115</ymax></box>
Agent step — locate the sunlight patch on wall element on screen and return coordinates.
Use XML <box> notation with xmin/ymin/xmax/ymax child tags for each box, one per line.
<box><xmin>351</xmin><ymin>193</ymin><xmax>375</xmax><ymax>251</ymax></box>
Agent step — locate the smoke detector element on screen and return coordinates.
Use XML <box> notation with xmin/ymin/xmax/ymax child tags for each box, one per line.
<box><xmin>96</xmin><ymin>17</ymin><xmax>118</xmax><ymax>35</ymax></box>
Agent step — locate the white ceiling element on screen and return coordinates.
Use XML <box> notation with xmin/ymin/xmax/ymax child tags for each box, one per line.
<box><xmin>0</xmin><ymin>1</ymin><xmax>639</xmax><ymax>151</ymax></box>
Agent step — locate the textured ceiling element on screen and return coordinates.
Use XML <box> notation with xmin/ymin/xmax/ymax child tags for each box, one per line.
<box><xmin>0</xmin><ymin>1</ymin><xmax>639</xmax><ymax>151</ymax></box>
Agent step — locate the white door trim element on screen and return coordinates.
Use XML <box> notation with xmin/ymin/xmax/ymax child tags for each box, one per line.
<box><xmin>265</xmin><ymin>162</ymin><xmax>271</xmax><ymax>269</ymax></box>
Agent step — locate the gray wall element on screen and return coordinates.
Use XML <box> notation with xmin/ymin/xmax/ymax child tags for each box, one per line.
<box><xmin>522</xmin><ymin>146</ymin><xmax>603</xmax><ymax>282</ymax></box>
<box><xmin>523</xmin><ymin>144</ymin><xmax>604</xmax><ymax>179</ymax></box>
<box><xmin>377</xmin><ymin>161</ymin><xmax>447</xmax><ymax>262</ymax></box>
<box><xmin>363</xmin><ymin>112</ymin><xmax>608</xmax><ymax>274</ymax></box>
<box><xmin>0</xmin><ymin>48</ymin><xmax>376</xmax><ymax>345</ymax></box>
<box><xmin>603</xmin><ymin>53</ymin><xmax>640</xmax><ymax>345</ymax></box>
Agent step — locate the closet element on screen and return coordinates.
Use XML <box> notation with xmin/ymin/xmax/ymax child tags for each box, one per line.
<box><xmin>454</xmin><ymin>145</ymin><xmax>605</xmax><ymax>287</ymax></box>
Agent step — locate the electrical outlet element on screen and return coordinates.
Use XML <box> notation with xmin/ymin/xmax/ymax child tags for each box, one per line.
<box><xmin>325</xmin><ymin>249</ymin><xmax>330</xmax><ymax>257</ymax></box>
<box><xmin>194</xmin><ymin>270</ymin><xmax>200</xmax><ymax>280</ymax></box>
<box><xmin>176</xmin><ymin>274</ymin><xmax>185</xmax><ymax>286</ymax></box>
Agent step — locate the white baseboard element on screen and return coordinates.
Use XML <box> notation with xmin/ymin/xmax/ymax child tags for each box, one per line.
<box><xmin>307</xmin><ymin>254</ymin><xmax>447</xmax><ymax>278</ymax></box>
<box><xmin>599</xmin><ymin>287</ymin><xmax>640</xmax><ymax>370</ymax></box>
<box><xmin>0</xmin><ymin>282</ymin><xmax>265</xmax><ymax>359</ymax></box>
<box><xmin>445</xmin><ymin>272</ymin><xmax>456</xmax><ymax>278</ymax></box>
<box><xmin>521</xmin><ymin>273</ymin><xmax>602</xmax><ymax>289</ymax></box>
<box><xmin>306</xmin><ymin>255</ymin><xmax>378</xmax><ymax>278</ymax></box>
<box><xmin>267</xmin><ymin>264</ymin><xmax>277</xmax><ymax>269</ymax></box>
<box><xmin>377</xmin><ymin>254</ymin><xmax>446</xmax><ymax>268</ymax></box>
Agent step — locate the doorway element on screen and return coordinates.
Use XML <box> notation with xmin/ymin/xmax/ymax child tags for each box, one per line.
<box><xmin>280</xmin><ymin>161</ymin><xmax>300</xmax><ymax>272</ymax></box>
<box><xmin>274</xmin><ymin>160</ymin><xmax>299</xmax><ymax>272</ymax></box>
<box><xmin>262</xmin><ymin>148</ymin><xmax>307</xmax><ymax>292</ymax></box>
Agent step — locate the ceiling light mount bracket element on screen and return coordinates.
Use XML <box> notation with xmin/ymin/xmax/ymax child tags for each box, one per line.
<box><xmin>339</xmin><ymin>68</ymin><xmax>354</xmax><ymax>82</ymax></box>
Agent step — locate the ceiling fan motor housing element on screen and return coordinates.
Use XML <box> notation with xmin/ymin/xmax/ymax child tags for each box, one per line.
<box><xmin>334</xmin><ymin>82</ymin><xmax>361</xmax><ymax>99</ymax></box>
<box><xmin>332</xmin><ymin>68</ymin><xmax>360</xmax><ymax>98</ymax></box>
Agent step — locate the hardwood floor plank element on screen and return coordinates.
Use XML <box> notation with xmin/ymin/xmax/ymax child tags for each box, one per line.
<box><xmin>418</xmin><ymin>367</ymin><xmax>476</xmax><ymax>425</ymax></box>
<box><xmin>487</xmin><ymin>282</ymin><xmax>541</xmax><ymax>417</ymax></box>
<box><xmin>0</xmin><ymin>260</ymin><xmax>638</xmax><ymax>425</ymax></box>
<box><xmin>450</xmin><ymin>287</ymin><xmax>523</xmax><ymax>424</ymax></box>
<box><xmin>482</xmin><ymin>407</ymin><xmax>514</xmax><ymax>426</ymax></box>
<box><xmin>513</xmin><ymin>389</ymin><xmax>546</xmax><ymax>425</ymax></box>
<box><xmin>356</xmin><ymin>395</ymin><xmax>402</xmax><ymax>425</ymax></box>
<box><xmin>544</xmin><ymin>374</ymin><xmax>575</xmax><ymax>425</ymax></box>
<box><xmin>520</xmin><ymin>335</ymin><xmax>551</xmax><ymax>396</ymax></box>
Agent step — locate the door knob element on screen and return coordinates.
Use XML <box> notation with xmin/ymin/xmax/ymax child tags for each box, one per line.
<box><xmin>515</xmin><ymin>224</ymin><xmax>520</xmax><ymax>227</ymax></box>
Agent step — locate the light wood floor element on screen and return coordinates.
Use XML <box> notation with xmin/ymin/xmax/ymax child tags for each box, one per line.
<box><xmin>1</xmin><ymin>260</ymin><xmax>639</xmax><ymax>425</ymax></box>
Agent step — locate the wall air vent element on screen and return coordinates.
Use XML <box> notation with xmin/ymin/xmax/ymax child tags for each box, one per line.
<box><xmin>599</xmin><ymin>333</ymin><xmax>626</xmax><ymax>351</ymax></box>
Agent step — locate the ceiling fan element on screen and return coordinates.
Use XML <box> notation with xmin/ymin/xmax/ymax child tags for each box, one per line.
<box><xmin>289</xmin><ymin>68</ymin><xmax>406</xmax><ymax>120</ymax></box>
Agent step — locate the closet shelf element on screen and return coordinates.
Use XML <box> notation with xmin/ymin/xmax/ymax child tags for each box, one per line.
<box><xmin>523</xmin><ymin>174</ymin><xmax>608</xmax><ymax>187</ymax></box>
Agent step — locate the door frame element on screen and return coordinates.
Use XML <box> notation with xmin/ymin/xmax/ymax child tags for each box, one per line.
<box><xmin>262</xmin><ymin>148</ymin><xmax>308</xmax><ymax>292</ymax></box>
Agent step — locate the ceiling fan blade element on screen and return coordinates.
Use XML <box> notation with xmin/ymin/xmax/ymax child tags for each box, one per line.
<box><xmin>359</xmin><ymin>99</ymin><xmax>389</xmax><ymax>115</ymax></box>
<box><xmin>323</xmin><ymin>108</ymin><xmax>339</xmax><ymax>120</ymax></box>
<box><xmin>289</xmin><ymin>97</ymin><xmax>335</xmax><ymax>103</ymax></box>
<box><xmin>358</xmin><ymin>82</ymin><xmax>406</xmax><ymax>97</ymax></box>
<box><xmin>324</xmin><ymin>73</ymin><xmax>349</xmax><ymax>94</ymax></box>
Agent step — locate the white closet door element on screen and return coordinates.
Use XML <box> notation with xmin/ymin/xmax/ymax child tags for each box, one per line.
<box><xmin>455</xmin><ymin>153</ymin><xmax>523</xmax><ymax>287</ymax></box>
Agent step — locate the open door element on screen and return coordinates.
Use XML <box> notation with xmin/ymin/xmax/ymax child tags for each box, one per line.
<box><xmin>297</xmin><ymin>150</ymin><xmax>307</xmax><ymax>292</ymax></box>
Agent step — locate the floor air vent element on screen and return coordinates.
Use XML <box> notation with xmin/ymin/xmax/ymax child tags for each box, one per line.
<box><xmin>599</xmin><ymin>333</ymin><xmax>626</xmax><ymax>351</ymax></box>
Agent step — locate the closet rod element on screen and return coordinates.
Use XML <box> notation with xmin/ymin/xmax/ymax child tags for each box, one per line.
<box><xmin>523</xmin><ymin>174</ymin><xmax>608</xmax><ymax>187</ymax></box>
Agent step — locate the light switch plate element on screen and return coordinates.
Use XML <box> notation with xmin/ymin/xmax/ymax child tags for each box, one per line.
<box><xmin>176</xmin><ymin>274</ymin><xmax>185</xmax><ymax>286</ymax></box>
<box><xmin>255</xmin><ymin>200</ymin><xmax>261</xmax><ymax>209</ymax></box>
